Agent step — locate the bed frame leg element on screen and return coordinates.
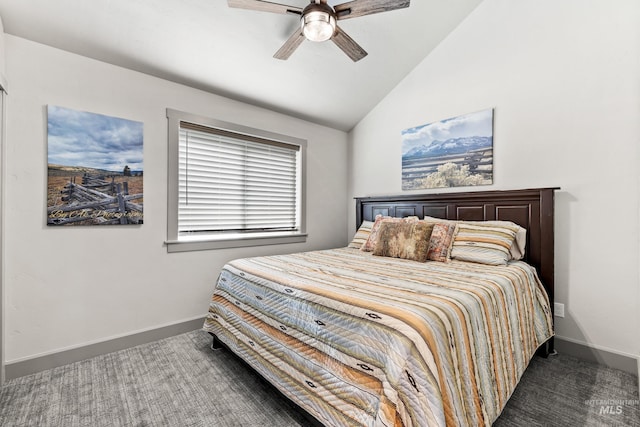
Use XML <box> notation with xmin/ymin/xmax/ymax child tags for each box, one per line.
<box><xmin>209</xmin><ymin>333</ymin><xmax>224</xmax><ymax>351</ymax></box>
<box><xmin>537</xmin><ymin>337</ymin><xmax>557</xmax><ymax>358</ymax></box>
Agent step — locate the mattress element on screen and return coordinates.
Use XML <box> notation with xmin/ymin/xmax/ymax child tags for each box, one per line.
<box><xmin>203</xmin><ymin>247</ymin><xmax>554</xmax><ymax>427</ymax></box>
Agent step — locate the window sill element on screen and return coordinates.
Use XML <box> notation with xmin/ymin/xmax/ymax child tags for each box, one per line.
<box><xmin>165</xmin><ymin>232</ymin><xmax>308</xmax><ymax>253</ymax></box>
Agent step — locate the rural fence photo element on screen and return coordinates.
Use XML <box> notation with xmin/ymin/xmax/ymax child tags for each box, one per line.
<box><xmin>47</xmin><ymin>172</ymin><xmax>143</xmax><ymax>225</ymax></box>
<box><xmin>46</xmin><ymin>105</ymin><xmax>144</xmax><ymax>226</ymax></box>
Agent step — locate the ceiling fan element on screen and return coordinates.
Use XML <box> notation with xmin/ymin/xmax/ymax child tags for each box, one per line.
<box><xmin>227</xmin><ymin>0</ymin><xmax>410</xmax><ymax>62</ymax></box>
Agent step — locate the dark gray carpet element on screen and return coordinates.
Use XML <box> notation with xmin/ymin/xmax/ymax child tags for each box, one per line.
<box><xmin>0</xmin><ymin>330</ymin><xmax>637</xmax><ymax>426</ymax></box>
<box><xmin>494</xmin><ymin>348</ymin><xmax>639</xmax><ymax>427</ymax></box>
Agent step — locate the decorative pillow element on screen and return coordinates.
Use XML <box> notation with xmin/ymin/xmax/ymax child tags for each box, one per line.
<box><xmin>424</xmin><ymin>216</ymin><xmax>526</xmax><ymax>260</ymax></box>
<box><xmin>450</xmin><ymin>222</ymin><xmax>518</xmax><ymax>265</ymax></box>
<box><xmin>348</xmin><ymin>220</ymin><xmax>374</xmax><ymax>249</ymax></box>
<box><xmin>426</xmin><ymin>223</ymin><xmax>458</xmax><ymax>262</ymax></box>
<box><xmin>360</xmin><ymin>215</ymin><xmax>419</xmax><ymax>252</ymax></box>
<box><xmin>372</xmin><ymin>221</ymin><xmax>434</xmax><ymax>262</ymax></box>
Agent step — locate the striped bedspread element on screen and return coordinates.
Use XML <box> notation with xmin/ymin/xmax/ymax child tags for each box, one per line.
<box><xmin>203</xmin><ymin>247</ymin><xmax>553</xmax><ymax>427</ymax></box>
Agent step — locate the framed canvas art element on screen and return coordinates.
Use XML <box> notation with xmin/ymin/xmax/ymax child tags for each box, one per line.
<box><xmin>47</xmin><ymin>105</ymin><xmax>144</xmax><ymax>226</ymax></box>
<box><xmin>401</xmin><ymin>109</ymin><xmax>493</xmax><ymax>190</ymax></box>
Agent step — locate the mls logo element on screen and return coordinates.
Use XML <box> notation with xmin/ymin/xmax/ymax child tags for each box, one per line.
<box><xmin>598</xmin><ymin>405</ymin><xmax>623</xmax><ymax>415</ymax></box>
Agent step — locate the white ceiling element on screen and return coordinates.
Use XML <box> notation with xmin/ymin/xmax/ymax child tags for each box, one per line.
<box><xmin>0</xmin><ymin>0</ymin><xmax>481</xmax><ymax>131</ymax></box>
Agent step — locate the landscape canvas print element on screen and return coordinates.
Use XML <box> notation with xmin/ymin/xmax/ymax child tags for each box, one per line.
<box><xmin>47</xmin><ymin>105</ymin><xmax>144</xmax><ymax>226</ymax></box>
<box><xmin>401</xmin><ymin>109</ymin><xmax>493</xmax><ymax>190</ymax></box>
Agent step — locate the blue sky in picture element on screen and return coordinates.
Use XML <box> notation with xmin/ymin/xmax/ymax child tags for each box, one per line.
<box><xmin>47</xmin><ymin>105</ymin><xmax>143</xmax><ymax>172</ymax></box>
<box><xmin>401</xmin><ymin>109</ymin><xmax>493</xmax><ymax>157</ymax></box>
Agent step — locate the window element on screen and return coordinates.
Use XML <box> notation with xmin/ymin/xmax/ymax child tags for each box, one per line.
<box><xmin>166</xmin><ymin>109</ymin><xmax>306</xmax><ymax>252</ymax></box>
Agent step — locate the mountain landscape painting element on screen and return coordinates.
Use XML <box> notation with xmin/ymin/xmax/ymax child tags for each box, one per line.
<box><xmin>401</xmin><ymin>109</ymin><xmax>493</xmax><ymax>190</ymax></box>
<box><xmin>47</xmin><ymin>105</ymin><xmax>144</xmax><ymax>226</ymax></box>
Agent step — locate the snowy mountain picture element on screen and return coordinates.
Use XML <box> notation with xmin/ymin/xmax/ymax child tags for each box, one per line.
<box><xmin>401</xmin><ymin>109</ymin><xmax>493</xmax><ymax>190</ymax></box>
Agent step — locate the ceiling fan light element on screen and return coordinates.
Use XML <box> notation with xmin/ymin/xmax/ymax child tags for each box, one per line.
<box><xmin>302</xmin><ymin>11</ymin><xmax>336</xmax><ymax>42</ymax></box>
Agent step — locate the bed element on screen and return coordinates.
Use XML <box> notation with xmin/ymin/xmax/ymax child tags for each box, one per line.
<box><xmin>203</xmin><ymin>188</ymin><xmax>557</xmax><ymax>427</ymax></box>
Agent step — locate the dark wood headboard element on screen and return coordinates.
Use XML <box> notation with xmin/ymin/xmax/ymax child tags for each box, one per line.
<box><xmin>355</xmin><ymin>188</ymin><xmax>558</xmax><ymax>307</ymax></box>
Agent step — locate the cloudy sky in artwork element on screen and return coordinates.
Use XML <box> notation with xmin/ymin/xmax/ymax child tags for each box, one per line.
<box><xmin>47</xmin><ymin>105</ymin><xmax>143</xmax><ymax>172</ymax></box>
<box><xmin>401</xmin><ymin>109</ymin><xmax>493</xmax><ymax>154</ymax></box>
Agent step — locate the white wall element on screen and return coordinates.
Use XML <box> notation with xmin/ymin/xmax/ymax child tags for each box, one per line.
<box><xmin>0</xmin><ymin>17</ymin><xmax>6</xmax><ymax>89</ymax></box>
<box><xmin>4</xmin><ymin>35</ymin><xmax>348</xmax><ymax>362</ymax></box>
<box><xmin>348</xmin><ymin>0</ymin><xmax>640</xmax><ymax>359</ymax></box>
<box><xmin>0</xmin><ymin>15</ymin><xmax>5</xmax><ymax>383</ymax></box>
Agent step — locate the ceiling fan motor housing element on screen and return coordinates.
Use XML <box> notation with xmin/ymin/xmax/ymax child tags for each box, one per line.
<box><xmin>227</xmin><ymin>0</ymin><xmax>411</xmax><ymax>61</ymax></box>
<box><xmin>301</xmin><ymin>2</ymin><xmax>337</xmax><ymax>42</ymax></box>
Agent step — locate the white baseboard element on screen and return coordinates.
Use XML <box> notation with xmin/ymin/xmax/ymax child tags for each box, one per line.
<box><xmin>5</xmin><ymin>316</ymin><xmax>205</xmax><ymax>380</ymax></box>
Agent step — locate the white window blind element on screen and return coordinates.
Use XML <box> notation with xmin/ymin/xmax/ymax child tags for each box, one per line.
<box><xmin>178</xmin><ymin>121</ymin><xmax>300</xmax><ymax>235</ymax></box>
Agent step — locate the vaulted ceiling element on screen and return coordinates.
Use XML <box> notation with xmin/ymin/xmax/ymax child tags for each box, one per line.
<box><xmin>0</xmin><ymin>0</ymin><xmax>481</xmax><ymax>131</ymax></box>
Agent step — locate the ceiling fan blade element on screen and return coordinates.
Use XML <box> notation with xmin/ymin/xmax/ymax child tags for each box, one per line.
<box><xmin>227</xmin><ymin>0</ymin><xmax>302</xmax><ymax>15</ymax></box>
<box><xmin>334</xmin><ymin>0</ymin><xmax>410</xmax><ymax>20</ymax></box>
<box><xmin>331</xmin><ymin>27</ymin><xmax>368</xmax><ymax>62</ymax></box>
<box><xmin>274</xmin><ymin>29</ymin><xmax>306</xmax><ymax>60</ymax></box>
